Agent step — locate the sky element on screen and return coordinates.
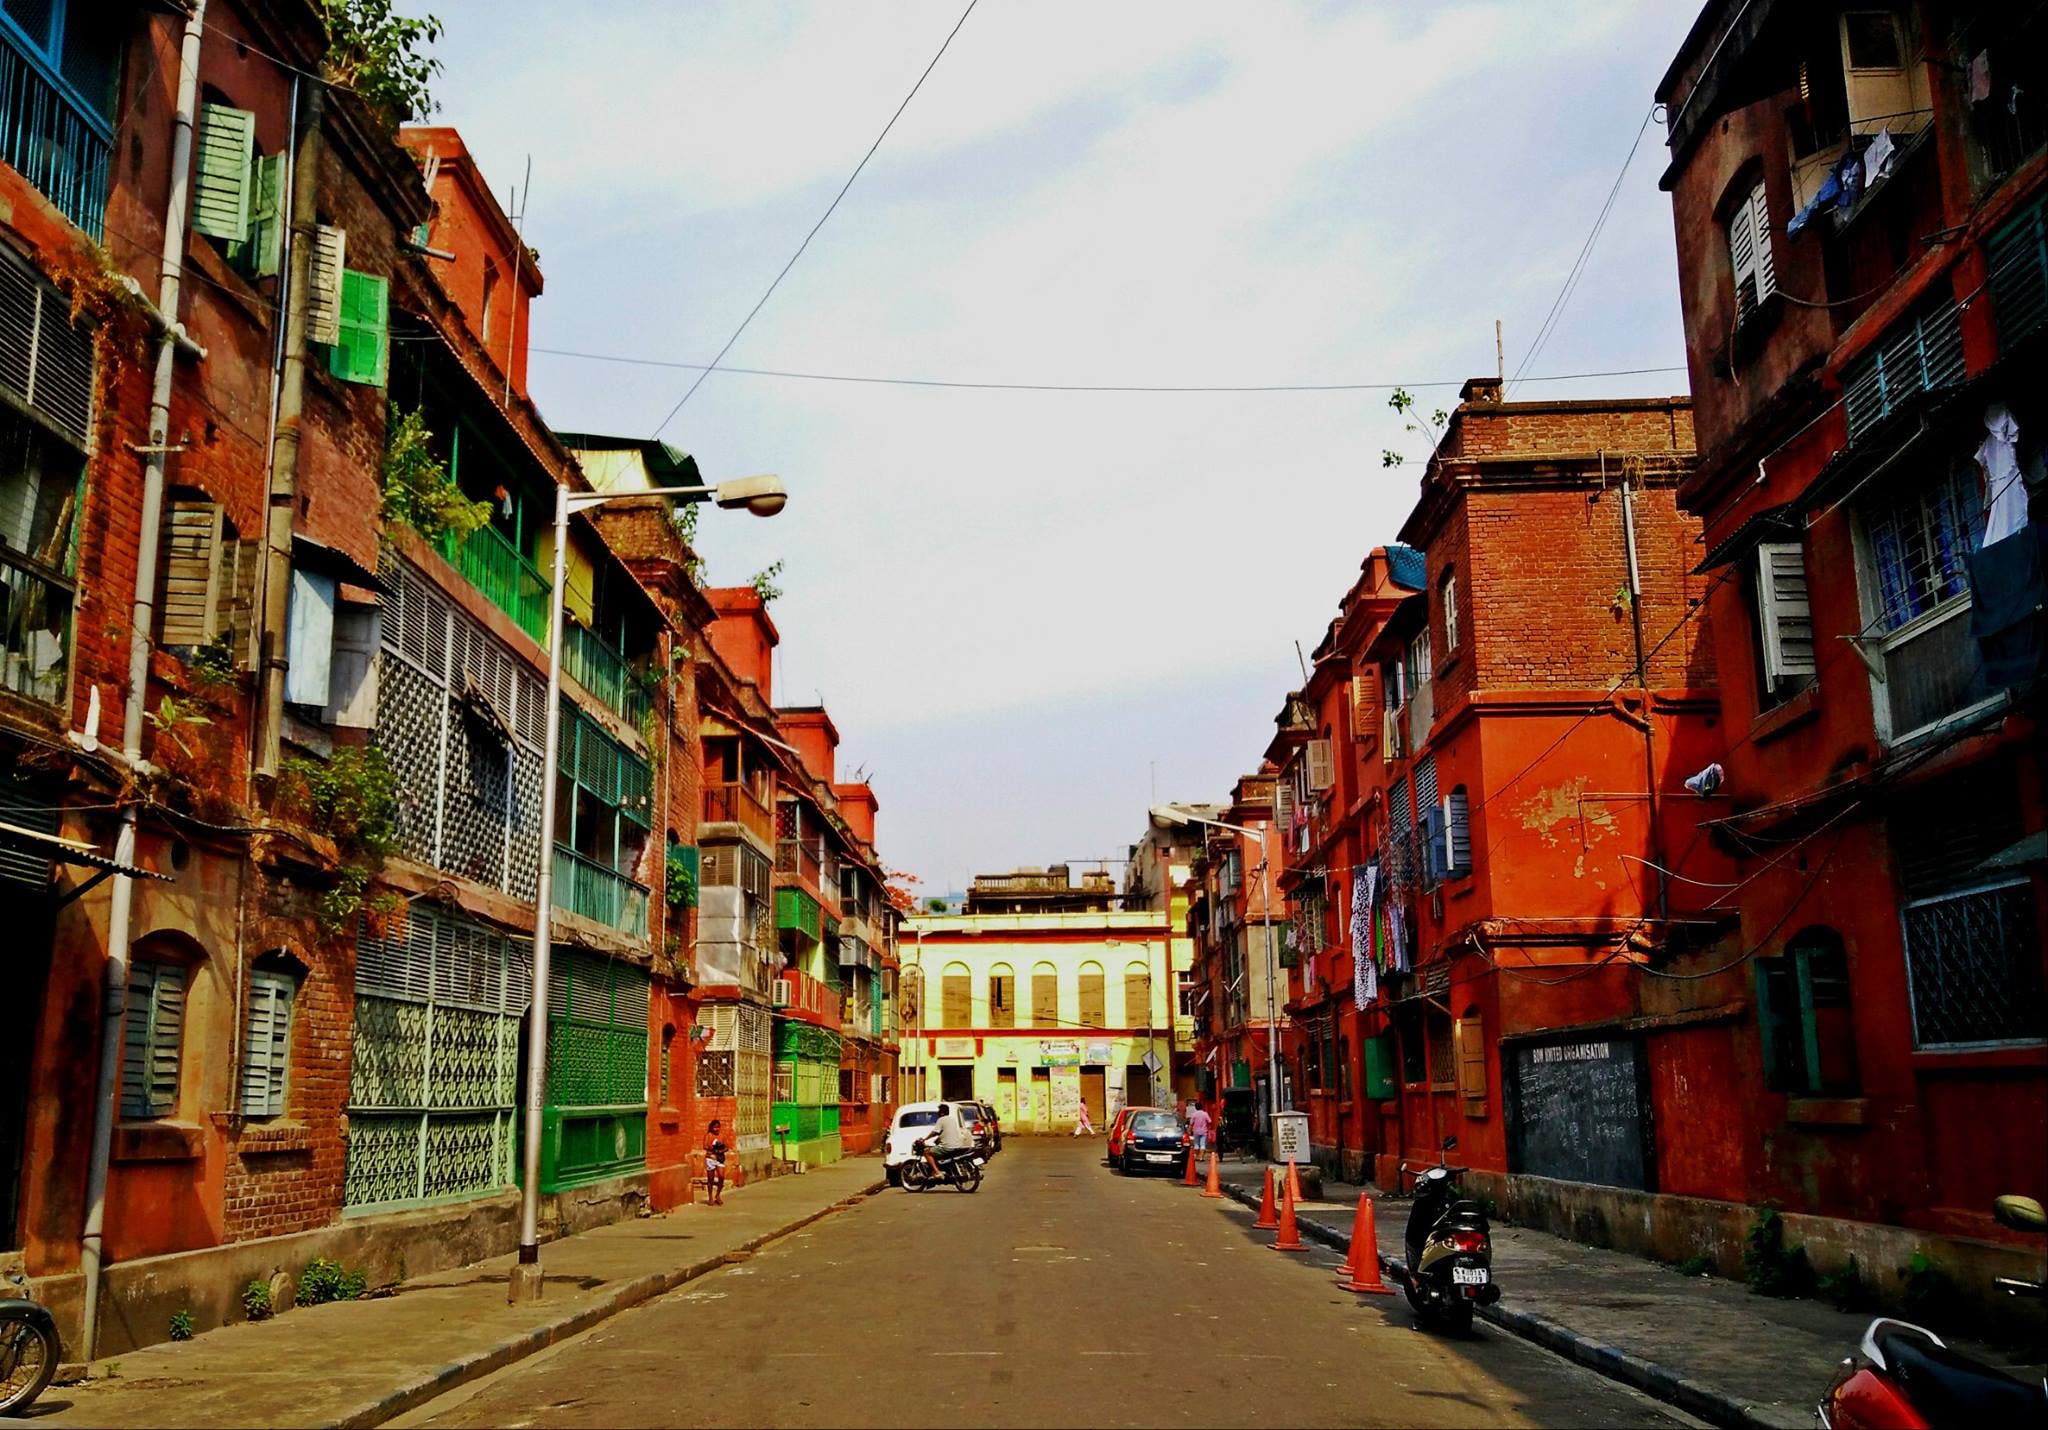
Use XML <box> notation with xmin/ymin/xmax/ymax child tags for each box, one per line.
<box><xmin>418</xmin><ymin>0</ymin><xmax>1706</xmax><ymax>895</ymax></box>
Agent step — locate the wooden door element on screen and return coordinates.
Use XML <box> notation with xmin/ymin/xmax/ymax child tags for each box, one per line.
<box><xmin>1125</xmin><ymin>1062</ymin><xmax>1151</xmax><ymax>1111</ymax></box>
<box><xmin>1079</xmin><ymin>1067</ymin><xmax>1106</xmax><ymax>1130</ymax></box>
<box><xmin>996</xmin><ymin>1068</ymin><xmax>1017</xmax><ymax>1126</ymax></box>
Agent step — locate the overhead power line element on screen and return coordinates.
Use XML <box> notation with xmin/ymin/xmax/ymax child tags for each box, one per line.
<box><xmin>1509</xmin><ymin>105</ymin><xmax>1660</xmax><ymax>393</ymax></box>
<box><xmin>538</xmin><ymin>347</ymin><xmax>1688</xmax><ymax>394</ymax></box>
<box><xmin>649</xmin><ymin>0</ymin><xmax>982</xmax><ymax>437</ymax></box>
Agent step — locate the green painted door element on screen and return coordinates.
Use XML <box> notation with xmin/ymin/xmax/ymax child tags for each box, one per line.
<box><xmin>541</xmin><ymin>950</ymin><xmax>650</xmax><ymax>1190</ymax></box>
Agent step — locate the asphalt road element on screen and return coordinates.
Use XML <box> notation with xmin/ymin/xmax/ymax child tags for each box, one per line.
<box><xmin>397</xmin><ymin>1139</ymin><xmax>1701</xmax><ymax>1429</ymax></box>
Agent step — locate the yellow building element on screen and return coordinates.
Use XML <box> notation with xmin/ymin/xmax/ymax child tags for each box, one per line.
<box><xmin>900</xmin><ymin>903</ymin><xmax>1179</xmax><ymax>1132</ymax></box>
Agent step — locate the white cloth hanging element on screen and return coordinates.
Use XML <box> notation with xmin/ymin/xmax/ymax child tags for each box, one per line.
<box><xmin>1977</xmin><ymin>403</ymin><xmax>2026</xmax><ymax>547</ymax></box>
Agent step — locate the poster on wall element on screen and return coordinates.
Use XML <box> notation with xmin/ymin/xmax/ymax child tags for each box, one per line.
<box><xmin>1039</xmin><ymin>1040</ymin><xmax>1082</xmax><ymax>1066</ymax></box>
<box><xmin>933</xmin><ymin>1037</ymin><xmax>976</xmax><ymax>1060</ymax></box>
<box><xmin>1084</xmin><ymin>1041</ymin><xmax>1112</xmax><ymax>1064</ymax></box>
<box><xmin>1050</xmin><ymin>1067</ymin><xmax>1082</xmax><ymax>1123</ymax></box>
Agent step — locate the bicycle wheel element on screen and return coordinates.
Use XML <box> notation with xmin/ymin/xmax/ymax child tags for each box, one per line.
<box><xmin>0</xmin><ymin>1315</ymin><xmax>57</xmax><ymax>1416</ymax></box>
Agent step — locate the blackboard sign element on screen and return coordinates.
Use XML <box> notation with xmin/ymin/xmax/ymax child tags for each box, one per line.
<box><xmin>1506</xmin><ymin>1036</ymin><xmax>1653</xmax><ymax>1191</ymax></box>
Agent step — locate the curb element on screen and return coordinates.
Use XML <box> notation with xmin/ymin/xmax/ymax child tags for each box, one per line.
<box><xmin>1215</xmin><ymin>1181</ymin><xmax>1788</xmax><ymax>1430</ymax></box>
<box><xmin>326</xmin><ymin>1178</ymin><xmax>885</xmax><ymax>1429</ymax></box>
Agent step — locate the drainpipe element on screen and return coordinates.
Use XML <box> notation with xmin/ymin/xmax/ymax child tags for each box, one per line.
<box><xmin>253</xmin><ymin>82</ymin><xmax>324</xmax><ymax>783</ymax></box>
<box><xmin>1615</xmin><ymin>462</ymin><xmax>1669</xmax><ymax>924</ymax></box>
<box><xmin>80</xmin><ymin>0</ymin><xmax>208</xmax><ymax>1362</ymax></box>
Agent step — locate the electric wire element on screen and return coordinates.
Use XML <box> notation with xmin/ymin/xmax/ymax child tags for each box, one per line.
<box><xmin>649</xmin><ymin>0</ymin><xmax>981</xmax><ymax>437</ymax></box>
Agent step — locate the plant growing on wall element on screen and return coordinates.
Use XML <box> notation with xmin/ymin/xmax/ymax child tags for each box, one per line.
<box><xmin>322</xmin><ymin>0</ymin><xmax>444</xmax><ymax>125</ymax></box>
<box><xmin>147</xmin><ymin>694</ymin><xmax>213</xmax><ymax>761</ymax></box>
<box><xmin>750</xmin><ymin>559</ymin><xmax>785</xmax><ymax>604</ymax></box>
<box><xmin>1742</xmin><ymin>1207</ymin><xmax>1811</xmax><ymax>1298</ymax></box>
<box><xmin>665</xmin><ymin>844</ymin><xmax>698</xmax><ymax>910</ymax></box>
<box><xmin>381</xmin><ymin>407</ymin><xmax>490</xmax><ymax>547</ymax></box>
<box><xmin>280</xmin><ymin>748</ymin><xmax>402</xmax><ymax>937</ymax></box>
<box><xmin>1380</xmin><ymin>387</ymin><xmax>1448</xmax><ymax>469</ymax></box>
<box><xmin>167</xmin><ymin>1309</ymin><xmax>194</xmax><ymax>1341</ymax></box>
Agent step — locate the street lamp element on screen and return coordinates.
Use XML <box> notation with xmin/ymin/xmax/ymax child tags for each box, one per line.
<box><xmin>511</xmin><ymin>473</ymin><xmax>786</xmax><ymax>1304</ymax></box>
<box><xmin>1149</xmin><ymin>803</ymin><xmax>1283</xmax><ymax>1138</ymax></box>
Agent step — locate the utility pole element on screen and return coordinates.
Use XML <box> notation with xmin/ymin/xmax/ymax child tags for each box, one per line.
<box><xmin>1617</xmin><ymin>454</ymin><xmax>1669</xmax><ymax>924</ymax></box>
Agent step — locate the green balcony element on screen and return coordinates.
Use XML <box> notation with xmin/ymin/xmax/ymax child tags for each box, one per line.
<box><xmin>562</xmin><ymin>620</ymin><xmax>653</xmax><ymax>726</ymax></box>
<box><xmin>554</xmin><ymin>844</ymin><xmax>650</xmax><ymax>938</ymax></box>
<box><xmin>776</xmin><ymin>887</ymin><xmax>821</xmax><ymax>939</ymax></box>
<box><xmin>439</xmin><ymin>522</ymin><xmax>551</xmax><ymax>647</ymax></box>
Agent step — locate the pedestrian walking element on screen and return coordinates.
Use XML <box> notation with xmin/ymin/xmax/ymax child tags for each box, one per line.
<box><xmin>1189</xmin><ymin>1101</ymin><xmax>1212</xmax><ymax>1154</ymax></box>
<box><xmin>1072</xmin><ymin>1101</ymin><xmax>1096</xmax><ymax>1136</ymax></box>
<box><xmin>704</xmin><ymin>1119</ymin><xmax>728</xmax><ymax>1206</ymax></box>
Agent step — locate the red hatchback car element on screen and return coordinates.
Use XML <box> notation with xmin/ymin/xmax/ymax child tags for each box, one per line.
<box><xmin>1106</xmin><ymin>1104</ymin><xmax>1165</xmax><ymax>1163</ymax></box>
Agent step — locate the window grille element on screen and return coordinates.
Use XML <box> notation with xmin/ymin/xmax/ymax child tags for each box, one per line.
<box><xmin>1902</xmin><ymin>879</ymin><xmax>2044</xmax><ymax>1048</ymax></box>
<box><xmin>1865</xmin><ymin>464</ymin><xmax>1978</xmax><ymax>634</ymax></box>
<box><xmin>1842</xmin><ymin>301</ymin><xmax>1965</xmax><ymax>444</ymax></box>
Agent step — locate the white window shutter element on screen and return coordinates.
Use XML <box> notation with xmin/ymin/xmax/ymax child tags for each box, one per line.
<box><xmin>284</xmin><ymin>567</ymin><xmax>337</xmax><ymax>707</ymax></box>
<box><xmin>160</xmin><ymin>501</ymin><xmax>225</xmax><ymax>645</ymax></box>
<box><xmin>193</xmin><ymin>103</ymin><xmax>256</xmax><ymax>242</ymax></box>
<box><xmin>1756</xmin><ymin>541</ymin><xmax>1816</xmax><ymax>684</ymax></box>
<box><xmin>1274</xmin><ymin>781</ymin><xmax>1296</xmax><ymax>827</ymax></box>
<box><xmin>1749</xmin><ymin>181</ymin><xmax>1777</xmax><ymax>304</ymax></box>
<box><xmin>324</xmin><ymin>601</ymin><xmax>381</xmax><ymax>728</ymax></box>
<box><xmin>247</xmin><ymin>153</ymin><xmax>286</xmax><ymax>277</ymax></box>
<box><xmin>1306</xmin><ymin>738</ymin><xmax>1334</xmax><ymax>792</ymax></box>
<box><xmin>306</xmin><ymin>225</ymin><xmax>347</xmax><ymax>345</ymax></box>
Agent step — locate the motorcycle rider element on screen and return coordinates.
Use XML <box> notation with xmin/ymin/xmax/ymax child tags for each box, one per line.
<box><xmin>921</xmin><ymin>1101</ymin><xmax>975</xmax><ymax>1177</ymax></box>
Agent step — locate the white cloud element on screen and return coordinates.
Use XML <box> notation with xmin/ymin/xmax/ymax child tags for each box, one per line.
<box><xmin>422</xmin><ymin>0</ymin><xmax>1702</xmax><ymax>880</ymax></box>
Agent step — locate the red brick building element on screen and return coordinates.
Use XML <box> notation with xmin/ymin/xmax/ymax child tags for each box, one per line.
<box><xmin>1654</xmin><ymin>0</ymin><xmax>2045</xmax><ymax>1265</ymax></box>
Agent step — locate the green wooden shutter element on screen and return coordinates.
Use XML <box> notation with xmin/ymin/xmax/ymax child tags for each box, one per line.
<box><xmin>193</xmin><ymin>103</ymin><xmax>256</xmax><ymax>242</ymax></box>
<box><xmin>1752</xmin><ymin>960</ymin><xmax>1783</xmax><ymax>1091</ymax></box>
<box><xmin>1792</xmin><ymin>951</ymin><xmax>1823</xmax><ymax>1097</ymax></box>
<box><xmin>329</xmin><ymin>270</ymin><xmax>389</xmax><ymax>386</ymax></box>
<box><xmin>122</xmin><ymin>962</ymin><xmax>186</xmax><ymax>1119</ymax></box>
<box><xmin>232</xmin><ymin>153</ymin><xmax>286</xmax><ymax>277</ymax></box>
<box><xmin>242</xmin><ymin>971</ymin><xmax>295</xmax><ymax>1117</ymax></box>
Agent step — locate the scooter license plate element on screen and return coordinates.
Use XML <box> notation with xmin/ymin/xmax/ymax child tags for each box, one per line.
<box><xmin>972</xmin><ymin>1158</ymin><xmax>986</xmax><ymax>1167</ymax></box>
<box><xmin>1451</xmin><ymin>1266</ymin><xmax>1490</xmax><ymax>1286</ymax></box>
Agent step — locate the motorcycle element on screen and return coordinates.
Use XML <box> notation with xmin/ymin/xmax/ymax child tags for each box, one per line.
<box><xmin>899</xmin><ymin>1134</ymin><xmax>984</xmax><ymax>1194</ymax></box>
<box><xmin>0</xmin><ymin>1273</ymin><xmax>59</xmax><ymax>1416</ymax></box>
<box><xmin>1399</xmin><ymin>1136</ymin><xmax>1499</xmax><ymax>1335</ymax></box>
<box><xmin>1819</xmin><ymin>1194</ymin><xmax>2047</xmax><ymax>1428</ymax></box>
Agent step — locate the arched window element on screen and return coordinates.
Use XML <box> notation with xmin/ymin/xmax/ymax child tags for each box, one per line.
<box><xmin>1123</xmin><ymin>961</ymin><xmax>1150</xmax><ymax>1028</ymax></box>
<box><xmin>1758</xmin><ymin>927</ymin><xmax>1857</xmax><ymax>1094</ymax></box>
<box><xmin>242</xmin><ymin>949</ymin><xmax>304</xmax><ymax>1119</ymax></box>
<box><xmin>124</xmin><ymin>932</ymin><xmax>203</xmax><ymax>1121</ymax></box>
<box><xmin>1030</xmin><ymin>962</ymin><xmax>1059</xmax><ymax>1027</ymax></box>
<box><xmin>1078</xmin><ymin>962</ymin><xmax>1106</xmax><ymax>1028</ymax></box>
<box><xmin>987</xmin><ymin>962</ymin><xmax>1015</xmax><ymax>1028</ymax></box>
<box><xmin>941</xmin><ymin>962</ymin><xmax>972</xmax><ymax>1027</ymax></box>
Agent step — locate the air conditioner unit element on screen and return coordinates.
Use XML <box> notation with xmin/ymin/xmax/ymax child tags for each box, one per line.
<box><xmin>771</xmin><ymin>981</ymin><xmax>792</xmax><ymax>1008</ymax></box>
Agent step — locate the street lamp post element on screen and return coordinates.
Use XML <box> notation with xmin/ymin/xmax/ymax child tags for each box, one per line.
<box><xmin>1149</xmin><ymin>805</ymin><xmax>1282</xmax><ymax>1138</ymax></box>
<box><xmin>510</xmin><ymin>472</ymin><xmax>786</xmax><ymax>1304</ymax></box>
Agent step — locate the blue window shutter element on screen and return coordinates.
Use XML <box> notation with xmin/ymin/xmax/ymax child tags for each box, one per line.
<box><xmin>1753</xmin><ymin>960</ymin><xmax>1784</xmax><ymax>1090</ymax></box>
<box><xmin>284</xmin><ymin>567</ymin><xmax>337</xmax><ymax>707</ymax></box>
<box><xmin>329</xmin><ymin>269</ymin><xmax>388</xmax><ymax>386</ymax></box>
<box><xmin>242</xmin><ymin>971</ymin><xmax>295</xmax><ymax>1117</ymax></box>
<box><xmin>123</xmin><ymin>962</ymin><xmax>186</xmax><ymax>1119</ymax></box>
<box><xmin>192</xmin><ymin>103</ymin><xmax>256</xmax><ymax>242</ymax></box>
<box><xmin>119</xmin><ymin>962</ymin><xmax>158</xmax><ymax>1119</ymax></box>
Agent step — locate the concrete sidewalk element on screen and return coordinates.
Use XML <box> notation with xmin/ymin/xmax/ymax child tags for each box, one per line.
<box><xmin>38</xmin><ymin>1158</ymin><xmax>886</xmax><ymax>1429</ymax></box>
<box><xmin>1213</xmin><ymin>1162</ymin><xmax>2045</xmax><ymax>1430</ymax></box>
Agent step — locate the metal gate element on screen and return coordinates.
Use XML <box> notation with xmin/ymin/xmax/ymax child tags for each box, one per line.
<box><xmin>541</xmin><ymin>950</ymin><xmax>649</xmax><ymax>1189</ymax></box>
<box><xmin>346</xmin><ymin>906</ymin><xmax>530</xmax><ymax>1211</ymax></box>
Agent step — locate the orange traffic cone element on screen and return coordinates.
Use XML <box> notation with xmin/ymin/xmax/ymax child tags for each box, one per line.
<box><xmin>1271</xmin><ymin>1175</ymin><xmax>1307</xmax><ymax>1252</ymax></box>
<box><xmin>1254</xmin><ymin>1165</ymin><xmax>1279</xmax><ymax>1229</ymax></box>
<box><xmin>1182</xmin><ymin>1144</ymin><xmax>1200</xmax><ymax>1186</ymax></box>
<box><xmin>1336</xmin><ymin>1192</ymin><xmax>1395</xmax><ymax>1294</ymax></box>
<box><xmin>1284</xmin><ymin>1157</ymin><xmax>1304</xmax><ymax>1206</ymax></box>
<box><xmin>1201</xmin><ymin>1151</ymin><xmax>1223</xmax><ymax>1199</ymax></box>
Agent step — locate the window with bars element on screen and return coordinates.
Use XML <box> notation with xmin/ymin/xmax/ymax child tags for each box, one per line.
<box><xmin>121</xmin><ymin>960</ymin><xmax>186</xmax><ymax>1120</ymax></box>
<box><xmin>1859</xmin><ymin>461</ymin><xmax>1991</xmax><ymax>740</ymax></box>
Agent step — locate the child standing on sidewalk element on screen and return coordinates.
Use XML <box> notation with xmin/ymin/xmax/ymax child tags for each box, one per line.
<box><xmin>704</xmin><ymin>1120</ymin><xmax>728</xmax><ymax>1205</ymax></box>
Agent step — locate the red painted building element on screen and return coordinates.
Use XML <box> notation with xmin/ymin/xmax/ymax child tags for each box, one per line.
<box><xmin>1655</xmin><ymin>0</ymin><xmax>2045</xmax><ymax>1258</ymax></box>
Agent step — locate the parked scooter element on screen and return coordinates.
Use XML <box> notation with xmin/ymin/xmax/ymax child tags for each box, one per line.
<box><xmin>1818</xmin><ymin>1194</ymin><xmax>2047</xmax><ymax>1428</ymax></box>
<box><xmin>900</xmin><ymin>1133</ymin><xmax>984</xmax><ymax>1194</ymax></box>
<box><xmin>1399</xmin><ymin>1136</ymin><xmax>1499</xmax><ymax>1334</ymax></box>
<box><xmin>0</xmin><ymin>1272</ymin><xmax>59</xmax><ymax>1416</ymax></box>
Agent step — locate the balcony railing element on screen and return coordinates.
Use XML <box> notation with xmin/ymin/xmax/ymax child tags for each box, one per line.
<box><xmin>0</xmin><ymin>547</ymin><xmax>70</xmax><ymax>707</ymax></box>
<box><xmin>703</xmin><ymin>782</ymin><xmax>775</xmax><ymax>844</ymax></box>
<box><xmin>553</xmin><ymin>844</ymin><xmax>650</xmax><ymax>939</ymax></box>
<box><xmin>777</xmin><ymin>838</ymin><xmax>823</xmax><ymax>889</ymax></box>
<box><xmin>775</xmin><ymin>969</ymin><xmax>842</xmax><ymax>1031</ymax></box>
<box><xmin>439</xmin><ymin>523</ymin><xmax>551</xmax><ymax>648</ymax></box>
<box><xmin>562</xmin><ymin>621</ymin><xmax>652</xmax><ymax>726</ymax></box>
<box><xmin>0</xmin><ymin>30</ymin><xmax>111</xmax><ymax>238</ymax></box>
